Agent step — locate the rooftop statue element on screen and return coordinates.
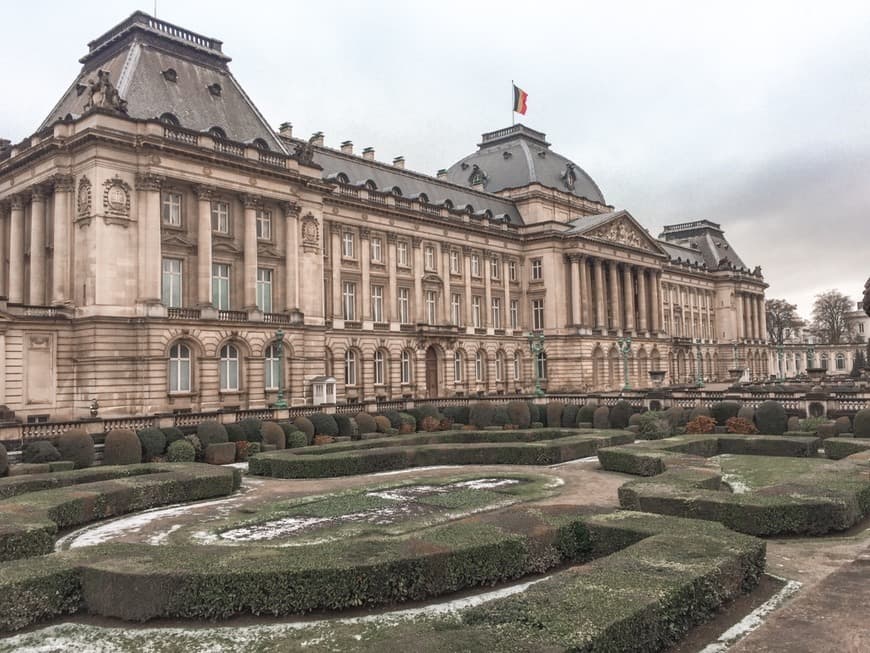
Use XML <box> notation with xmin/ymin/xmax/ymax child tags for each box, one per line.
<box><xmin>863</xmin><ymin>278</ymin><xmax>870</xmax><ymax>317</ymax></box>
<box><xmin>84</xmin><ymin>70</ymin><xmax>128</xmax><ymax>114</ymax></box>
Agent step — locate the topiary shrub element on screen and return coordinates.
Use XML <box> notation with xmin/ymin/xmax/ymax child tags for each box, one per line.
<box><xmin>225</xmin><ymin>423</ymin><xmax>246</xmax><ymax>443</ymax></box>
<box><xmin>103</xmin><ymin>429</ymin><xmax>142</xmax><ymax>466</ymax></box>
<box><xmin>161</xmin><ymin>427</ymin><xmax>185</xmax><ymax>447</ymax></box>
<box><xmin>421</xmin><ymin>415</ymin><xmax>441</xmax><ymax>432</ymax></box>
<box><xmin>577</xmin><ymin>403</ymin><xmax>597</xmax><ymax>426</ymax></box>
<box><xmin>834</xmin><ymin>416</ymin><xmax>852</xmax><ymax>435</ymax></box>
<box><xmin>416</xmin><ymin>405</ymin><xmax>443</xmax><ymax>422</ymax></box>
<box><xmin>726</xmin><ymin>416</ymin><xmax>758</xmax><ymax>435</ymax></box>
<box><xmin>278</xmin><ymin>422</ymin><xmax>301</xmax><ymax>441</ymax></box>
<box><xmin>685</xmin><ymin>415</ymin><xmax>716</xmax><ymax>434</ymax></box>
<box><xmin>797</xmin><ymin>416</ymin><xmax>827</xmax><ymax>434</ymax></box>
<box><xmin>397</xmin><ymin>413</ymin><xmax>417</xmax><ymax>433</ymax></box>
<box><xmin>664</xmin><ymin>406</ymin><xmax>686</xmax><ymax>429</ymax></box>
<box><xmin>247</xmin><ymin>441</ymin><xmax>261</xmax><ymax>457</ymax></box>
<box><xmin>22</xmin><ymin>441</ymin><xmax>61</xmax><ymax>464</ymax></box>
<box><xmin>527</xmin><ymin>402</ymin><xmax>541</xmax><ymax>426</ymax></box>
<box><xmin>737</xmin><ymin>405</ymin><xmax>756</xmax><ymax>424</ymax></box>
<box><xmin>710</xmin><ymin>401</ymin><xmax>741</xmax><ymax>426</ymax></box>
<box><xmin>592</xmin><ymin>406</ymin><xmax>610</xmax><ymax>429</ymax></box>
<box><xmin>239</xmin><ymin>418</ymin><xmax>263</xmax><ymax>443</ymax></box>
<box><xmin>287</xmin><ymin>431</ymin><xmax>308</xmax><ymax>448</ymax></box>
<box><xmin>184</xmin><ymin>434</ymin><xmax>203</xmax><ymax>459</ymax></box>
<box><xmin>546</xmin><ymin>402</ymin><xmax>564</xmax><ymax>429</ymax></box>
<box><xmin>469</xmin><ymin>402</ymin><xmax>495</xmax><ymax>428</ymax></box>
<box><xmin>688</xmin><ymin>406</ymin><xmax>711</xmax><ymax>421</ymax></box>
<box><xmin>507</xmin><ymin>401</ymin><xmax>531</xmax><ymax>429</ymax></box>
<box><xmin>610</xmin><ymin>401</ymin><xmax>633</xmax><ymax>429</ymax></box>
<box><xmin>384</xmin><ymin>411</ymin><xmax>403</xmax><ymax>429</ymax></box>
<box><xmin>492</xmin><ymin>406</ymin><xmax>511</xmax><ymax>427</ymax></box>
<box><xmin>57</xmin><ymin>428</ymin><xmax>95</xmax><ymax>469</ymax></box>
<box><xmin>293</xmin><ymin>416</ymin><xmax>315</xmax><ymax>442</ymax></box>
<box><xmin>261</xmin><ymin>422</ymin><xmax>286</xmax><ymax>450</ymax></box>
<box><xmin>637</xmin><ymin>411</ymin><xmax>672</xmax><ymax>440</ymax></box>
<box><xmin>137</xmin><ymin>427</ymin><xmax>166</xmax><ymax>461</ymax></box>
<box><xmin>756</xmin><ymin>400</ymin><xmax>788</xmax><ymax>435</ymax></box>
<box><xmin>373</xmin><ymin>415</ymin><xmax>391</xmax><ymax>433</ymax></box>
<box><xmin>530</xmin><ymin>421</ymin><xmax>544</xmax><ymax>429</ymax></box>
<box><xmin>854</xmin><ymin>408</ymin><xmax>870</xmax><ymax>438</ymax></box>
<box><xmin>442</xmin><ymin>405</ymin><xmax>469</xmax><ymax>426</ymax></box>
<box><xmin>310</xmin><ymin>412</ymin><xmax>339</xmax><ymax>437</ymax></box>
<box><xmin>787</xmin><ymin>416</ymin><xmax>801</xmax><ymax>433</ymax></box>
<box><xmin>166</xmin><ymin>439</ymin><xmax>196</xmax><ymax>463</ymax></box>
<box><xmin>197</xmin><ymin>422</ymin><xmax>229</xmax><ymax>450</ymax></box>
<box><xmin>355</xmin><ymin>412</ymin><xmax>377</xmax><ymax>434</ymax></box>
<box><xmin>561</xmin><ymin>404</ymin><xmax>579</xmax><ymax>428</ymax></box>
<box><xmin>334</xmin><ymin>414</ymin><xmax>356</xmax><ymax>438</ymax></box>
<box><xmin>0</xmin><ymin>443</ymin><xmax>7</xmax><ymax>477</ymax></box>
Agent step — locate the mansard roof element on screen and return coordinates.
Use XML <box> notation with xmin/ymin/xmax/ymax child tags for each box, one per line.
<box><xmin>38</xmin><ymin>11</ymin><xmax>284</xmax><ymax>152</ymax></box>
<box><xmin>658</xmin><ymin>219</ymin><xmax>750</xmax><ymax>271</ymax></box>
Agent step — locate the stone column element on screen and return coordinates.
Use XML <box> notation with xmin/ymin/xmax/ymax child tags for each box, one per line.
<box><xmin>482</xmin><ymin>249</ymin><xmax>492</xmax><ymax>328</ymax></box>
<box><xmin>386</xmin><ymin>233</ymin><xmax>397</xmax><ymax>321</ymax></box>
<box><xmin>8</xmin><ymin>195</ymin><xmax>26</xmax><ymax>304</ymax></box>
<box><xmin>503</xmin><ymin>258</ymin><xmax>512</xmax><ymax>329</ymax></box>
<box><xmin>735</xmin><ymin>292</ymin><xmax>744</xmax><ymax>339</ymax></box>
<box><xmin>593</xmin><ymin>257</ymin><xmax>605</xmax><ymax>330</ymax></box>
<box><xmin>360</xmin><ymin>228</ymin><xmax>371</xmax><ymax>320</ymax></box>
<box><xmin>0</xmin><ymin>202</ymin><xmax>7</xmax><ymax>299</ymax></box>
<box><xmin>330</xmin><ymin>223</ymin><xmax>342</xmax><ymax>318</ymax></box>
<box><xmin>241</xmin><ymin>194</ymin><xmax>259</xmax><ymax>310</ymax></box>
<box><xmin>50</xmin><ymin>175</ymin><xmax>73</xmax><ymax>305</ymax></box>
<box><xmin>579</xmin><ymin>256</ymin><xmax>590</xmax><ymax>328</ymax></box>
<box><xmin>412</xmin><ymin>237</ymin><xmax>424</xmax><ymax>323</ymax></box>
<box><xmin>194</xmin><ymin>185</ymin><xmax>213</xmax><ymax>307</ymax></box>
<box><xmin>463</xmin><ymin>246</ymin><xmax>473</xmax><ymax>328</ymax></box>
<box><xmin>570</xmin><ymin>256</ymin><xmax>581</xmax><ymax>326</ymax></box>
<box><xmin>135</xmin><ymin>174</ymin><xmax>163</xmax><ymax>304</ymax></box>
<box><xmin>650</xmin><ymin>271</ymin><xmax>661</xmax><ymax>333</ymax></box>
<box><xmin>749</xmin><ymin>294</ymin><xmax>759</xmax><ymax>340</ymax></box>
<box><xmin>29</xmin><ymin>187</ymin><xmax>47</xmax><ymax>305</ymax></box>
<box><xmin>637</xmin><ymin>267</ymin><xmax>648</xmax><ymax>333</ymax></box>
<box><xmin>442</xmin><ymin>245</ymin><xmax>452</xmax><ymax>323</ymax></box>
<box><xmin>743</xmin><ymin>293</ymin><xmax>752</xmax><ymax>340</ymax></box>
<box><xmin>609</xmin><ymin>261</ymin><xmax>621</xmax><ymax>330</ymax></box>
<box><xmin>759</xmin><ymin>295</ymin><xmax>768</xmax><ymax>341</ymax></box>
<box><xmin>622</xmin><ymin>264</ymin><xmax>635</xmax><ymax>332</ymax></box>
<box><xmin>281</xmin><ymin>202</ymin><xmax>299</xmax><ymax>311</ymax></box>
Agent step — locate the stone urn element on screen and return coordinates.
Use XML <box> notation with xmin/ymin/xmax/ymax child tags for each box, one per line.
<box><xmin>806</xmin><ymin>367</ymin><xmax>827</xmax><ymax>384</ymax></box>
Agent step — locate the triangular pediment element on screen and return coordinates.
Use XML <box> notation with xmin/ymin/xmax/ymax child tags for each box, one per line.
<box><xmin>257</xmin><ymin>243</ymin><xmax>283</xmax><ymax>259</ymax></box>
<box><xmin>213</xmin><ymin>240</ymin><xmax>242</xmax><ymax>255</ymax></box>
<box><xmin>570</xmin><ymin>210</ymin><xmax>667</xmax><ymax>257</ymax></box>
<box><xmin>161</xmin><ymin>233</ymin><xmax>196</xmax><ymax>249</ymax></box>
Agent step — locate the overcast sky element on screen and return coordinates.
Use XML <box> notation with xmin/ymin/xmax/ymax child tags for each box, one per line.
<box><xmin>2</xmin><ymin>1</ymin><xmax>867</xmax><ymax>318</ymax></box>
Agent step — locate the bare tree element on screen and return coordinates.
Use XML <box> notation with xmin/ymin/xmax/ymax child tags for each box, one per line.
<box><xmin>765</xmin><ymin>298</ymin><xmax>804</xmax><ymax>345</ymax></box>
<box><xmin>811</xmin><ymin>290</ymin><xmax>854</xmax><ymax>344</ymax></box>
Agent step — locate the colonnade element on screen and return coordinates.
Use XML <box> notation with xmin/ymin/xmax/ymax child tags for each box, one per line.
<box><xmin>737</xmin><ymin>291</ymin><xmax>766</xmax><ymax>341</ymax></box>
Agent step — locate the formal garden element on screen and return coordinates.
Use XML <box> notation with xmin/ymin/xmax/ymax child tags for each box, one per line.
<box><xmin>1</xmin><ymin>398</ymin><xmax>869</xmax><ymax>652</ymax></box>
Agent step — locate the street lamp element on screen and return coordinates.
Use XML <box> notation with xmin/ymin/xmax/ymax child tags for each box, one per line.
<box><xmin>272</xmin><ymin>328</ymin><xmax>288</xmax><ymax>409</ymax></box>
<box><xmin>694</xmin><ymin>339</ymin><xmax>704</xmax><ymax>387</ymax></box>
<box><xmin>806</xmin><ymin>344</ymin><xmax>815</xmax><ymax>372</ymax></box>
<box><xmin>731</xmin><ymin>339</ymin><xmax>739</xmax><ymax>369</ymax></box>
<box><xmin>777</xmin><ymin>343</ymin><xmax>785</xmax><ymax>381</ymax></box>
<box><xmin>527</xmin><ymin>331</ymin><xmax>546</xmax><ymax>397</ymax></box>
<box><xmin>617</xmin><ymin>336</ymin><xmax>632</xmax><ymax>391</ymax></box>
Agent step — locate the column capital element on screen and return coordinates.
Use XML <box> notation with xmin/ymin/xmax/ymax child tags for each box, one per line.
<box><xmin>386</xmin><ymin>232</ymin><xmax>398</xmax><ymax>243</ymax></box>
<box><xmin>411</xmin><ymin>236</ymin><xmax>423</xmax><ymax>248</ymax></box>
<box><xmin>9</xmin><ymin>194</ymin><xmax>25</xmax><ymax>211</ymax></box>
<box><xmin>193</xmin><ymin>184</ymin><xmax>215</xmax><ymax>201</ymax></box>
<box><xmin>51</xmin><ymin>174</ymin><xmax>75</xmax><ymax>193</ymax></box>
<box><xmin>359</xmin><ymin>226</ymin><xmax>371</xmax><ymax>240</ymax></box>
<box><xmin>134</xmin><ymin>173</ymin><xmax>164</xmax><ymax>191</ymax></box>
<box><xmin>279</xmin><ymin>200</ymin><xmax>301</xmax><ymax>217</ymax></box>
<box><xmin>240</xmin><ymin>193</ymin><xmax>261</xmax><ymax>209</ymax></box>
<box><xmin>30</xmin><ymin>185</ymin><xmax>48</xmax><ymax>202</ymax></box>
<box><xmin>462</xmin><ymin>245</ymin><xmax>474</xmax><ymax>255</ymax></box>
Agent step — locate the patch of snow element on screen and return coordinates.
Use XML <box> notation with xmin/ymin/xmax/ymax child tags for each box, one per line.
<box><xmin>224</xmin><ymin>462</ymin><xmax>249</xmax><ymax>469</ymax></box>
<box><xmin>721</xmin><ymin>473</ymin><xmax>751</xmax><ymax>494</ymax></box>
<box><xmin>370</xmin><ymin>465</ymin><xmax>460</xmax><ymax>476</ymax></box>
<box><xmin>549</xmin><ymin>455</ymin><xmax>599</xmax><ymax>466</ymax></box>
<box><xmin>698</xmin><ymin>577</ymin><xmax>802</xmax><ymax>652</ymax></box>
<box><xmin>146</xmin><ymin>524</ymin><xmax>183</xmax><ymax>546</ymax></box>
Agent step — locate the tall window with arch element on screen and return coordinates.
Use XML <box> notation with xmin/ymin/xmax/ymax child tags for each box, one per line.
<box><xmin>373</xmin><ymin>350</ymin><xmax>385</xmax><ymax>385</ymax></box>
<box><xmin>454</xmin><ymin>350</ymin><xmax>464</xmax><ymax>382</ymax></box>
<box><xmin>536</xmin><ymin>351</ymin><xmax>548</xmax><ymax>380</ymax></box>
<box><xmin>495</xmin><ymin>351</ymin><xmax>506</xmax><ymax>382</ymax></box>
<box><xmin>475</xmin><ymin>351</ymin><xmax>485</xmax><ymax>383</ymax></box>
<box><xmin>513</xmin><ymin>351</ymin><xmax>521</xmax><ymax>382</ymax></box>
<box><xmin>220</xmin><ymin>344</ymin><xmax>240</xmax><ymax>391</ymax></box>
<box><xmin>168</xmin><ymin>342</ymin><xmax>191</xmax><ymax>393</ymax></box>
<box><xmin>401</xmin><ymin>350</ymin><xmax>412</xmax><ymax>385</ymax></box>
<box><xmin>345</xmin><ymin>350</ymin><xmax>358</xmax><ymax>386</ymax></box>
<box><xmin>264</xmin><ymin>342</ymin><xmax>281</xmax><ymax>391</ymax></box>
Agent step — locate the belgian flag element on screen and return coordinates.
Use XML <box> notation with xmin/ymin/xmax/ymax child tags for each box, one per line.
<box><xmin>513</xmin><ymin>84</ymin><xmax>528</xmax><ymax>115</ymax></box>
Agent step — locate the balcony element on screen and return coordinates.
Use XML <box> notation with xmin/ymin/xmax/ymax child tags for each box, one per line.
<box><xmin>167</xmin><ymin>307</ymin><xmax>201</xmax><ymax>320</ymax></box>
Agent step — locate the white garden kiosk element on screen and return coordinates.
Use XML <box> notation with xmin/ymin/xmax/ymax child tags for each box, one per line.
<box><xmin>310</xmin><ymin>376</ymin><xmax>337</xmax><ymax>406</ymax></box>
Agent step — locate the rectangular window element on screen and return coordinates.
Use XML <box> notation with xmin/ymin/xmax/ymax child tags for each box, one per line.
<box><xmin>531</xmin><ymin>258</ymin><xmax>543</xmax><ymax>280</ymax></box>
<box><xmin>424</xmin><ymin>245</ymin><xmax>436</xmax><ymax>271</ymax></box>
<box><xmin>454</xmin><ymin>352</ymin><xmax>464</xmax><ymax>382</ymax></box>
<box><xmin>371</xmin><ymin>284</ymin><xmax>384</xmax><ymax>322</ymax></box>
<box><xmin>426</xmin><ymin>290</ymin><xmax>437</xmax><ymax>324</ymax></box>
<box><xmin>472</xmin><ymin>296</ymin><xmax>482</xmax><ymax>328</ymax></box>
<box><xmin>450</xmin><ymin>250</ymin><xmax>461</xmax><ymax>274</ymax></box>
<box><xmin>471</xmin><ymin>254</ymin><xmax>480</xmax><ymax>277</ymax></box>
<box><xmin>401</xmin><ymin>352</ymin><xmax>412</xmax><ymax>385</ymax></box>
<box><xmin>371</xmin><ymin>237</ymin><xmax>382</xmax><ymax>262</ymax></box>
<box><xmin>490</xmin><ymin>257</ymin><xmax>500</xmax><ymax>280</ymax></box>
<box><xmin>373</xmin><ymin>353</ymin><xmax>384</xmax><ymax>385</ymax></box>
<box><xmin>256</xmin><ymin>208</ymin><xmax>272</xmax><ymax>241</ymax></box>
<box><xmin>342</xmin><ymin>231</ymin><xmax>355</xmax><ymax>258</ymax></box>
<box><xmin>342</xmin><ymin>281</ymin><xmax>356</xmax><ymax>320</ymax></box>
<box><xmin>211</xmin><ymin>200</ymin><xmax>229</xmax><ymax>233</ymax></box>
<box><xmin>397</xmin><ymin>241</ymin><xmax>409</xmax><ymax>266</ymax></box>
<box><xmin>256</xmin><ymin>268</ymin><xmax>273</xmax><ymax>313</ymax></box>
<box><xmin>510</xmin><ymin>299</ymin><xmax>519</xmax><ymax>329</ymax></box>
<box><xmin>491</xmin><ymin>297</ymin><xmax>501</xmax><ymax>329</ymax></box>
<box><xmin>161</xmin><ymin>258</ymin><xmax>183</xmax><ymax>308</ymax></box>
<box><xmin>451</xmin><ymin>293</ymin><xmax>462</xmax><ymax>326</ymax></box>
<box><xmin>532</xmin><ymin>298</ymin><xmax>545</xmax><ymax>330</ymax></box>
<box><xmin>161</xmin><ymin>191</ymin><xmax>182</xmax><ymax>226</ymax></box>
<box><xmin>509</xmin><ymin>260</ymin><xmax>518</xmax><ymax>282</ymax></box>
<box><xmin>212</xmin><ymin>263</ymin><xmax>230</xmax><ymax>310</ymax></box>
<box><xmin>398</xmin><ymin>287</ymin><xmax>410</xmax><ymax>324</ymax></box>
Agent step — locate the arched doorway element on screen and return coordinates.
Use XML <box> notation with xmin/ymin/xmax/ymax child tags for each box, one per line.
<box><xmin>425</xmin><ymin>346</ymin><xmax>440</xmax><ymax>398</ymax></box>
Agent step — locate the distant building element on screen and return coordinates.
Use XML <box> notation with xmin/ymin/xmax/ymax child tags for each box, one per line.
<box><xmin>0</xmin><ymin>12</ymin><xmax>769</xmax><ymax>420</ymax></box>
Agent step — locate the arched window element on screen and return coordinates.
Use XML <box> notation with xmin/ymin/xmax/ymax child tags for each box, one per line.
<box><xmin>168</xmin><ymin>343</ymin><xmax>191</xmax><ymax>393</ymax></box>
<box><xmin>475</xmin><ymin>351</ymin><xmax>485</xmax><ymax>382</ymax></box>
<box><xmin>391</xmin><ymin>186</ymin><xmax>403</xmax><ymax>196</ymax></box>
<box><xmin>401</xmin><ymin>350</ymin><xmax>412</xmax><ymax>384</ymax></box>
<box><xmin>513</xmin><ymin>351</ymin><xmax>521</xmax><ymax>382</ymax></box>
<box><xmin>209</xmin><ymin>126</ymin><xmax>227</xmax><ymax>140</ymax></box>
<box><xmin>345</xmin><ymin>349</ymin><xmax>357</xmax><ymax>386</ymax></box>
<box><xmin>253</xmin><ymin>138</ymin><xmax>270</xmax><ymax>151</ymax></box>
<box><xmin>495</xmin><ymin>351</ymin><xmax>506</xmax><ymax>382</ymax></box>
<box><xmin>443</xmin><ymin>199</ymin><xmax>454</xmax><ymax>210</ymax></box>
<box><xmin>373</xmin><ymin>350</ymin><xmax>385</xmax><ymax>385</ymax></box>
<box><xmin>219</xmin><ymin>344</ymin><xmax>240</xmax><ymax>391</ymax></box>
<box><xmin>159</xmin><ymin>112</ymin><xmax>180</xmax><ymax>126</ymax></box>
<box><xmin>836</xmin><ymin>353</ymin><xmax>846</xmax><ymax>370</ymax></box>
<box><xmin>336</xmin><ymin>172</ymin><xmax>350</xmax><ymax>184</ymax></box>
<box><xmin>364</xmin><ymin>180</ymin><xmax>377</xmax><ymax>191</ymax></box>
<box><xmin>264</xmin><ymin>343</ymin><xmax>280</xmax><ymax>391</ymax></box>
<box><xmin>536</xmin><ymin>351</ymin><xmax>548</xmax><ymax>380</ymax></box>
<box><xmin>454</xmin><ymin>350</ymin><xmax>464</xmax><ymax>382</ymax></box>
<box><xmin>820</xmin><ymin>353</ymin><xmax>829</xmax><ymax>370</ymax></box>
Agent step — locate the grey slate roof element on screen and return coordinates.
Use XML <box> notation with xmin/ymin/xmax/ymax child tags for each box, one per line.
<box><xmin>38</xmin><ymin>11</ymin><xmax>284</xmax><ymax>152</ymax></box>
<box><xmin>658</xmin><ymin>220</ymin><xmax>749</xmax><ymax>271</ymax></box>
<box><xmin>312</xmin><ymin>147</ymin><xmax>524</xmax><ymax>225</ymax></box>
<box><xmin>445</xmin><ymin>125</ymin><xmax>606</xmax><ymax>204</ymax></box>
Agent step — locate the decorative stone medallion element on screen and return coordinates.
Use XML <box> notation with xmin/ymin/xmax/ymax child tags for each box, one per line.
<box><xmin>301</xmin><ymin>213</ymin><xmax>320</xmax><ymax>252</ymax></box>
<box><xmin>77</xmin><ymin>176</ymin><xmax>92</xmax><ymax>217</ymax></box>
<box><xmin>102</xmin><ymin>175</ymin><xmax>132</xmax><ymax>218</ymax></box>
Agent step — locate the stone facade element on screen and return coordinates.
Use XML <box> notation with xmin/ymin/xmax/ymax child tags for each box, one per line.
<box><xmin>0</xmin><ymin>11</ymin><xmax>770</xmax><ymax>420</ymax></box>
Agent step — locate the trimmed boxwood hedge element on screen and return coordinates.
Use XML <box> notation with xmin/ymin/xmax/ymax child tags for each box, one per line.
<box><xmin>823</xmin><ymin>437</ymin><xmax>870</xmax><ymax>460</ymax></box>
<box><xmin>57</xmin><ymin>429</ymin><xmax>95</xmax><ymax>469</ymax></box>
<box><xmin>22</xmin><ymin>441</ymin><xmax>61</xmax><ymax>464</ymax></box>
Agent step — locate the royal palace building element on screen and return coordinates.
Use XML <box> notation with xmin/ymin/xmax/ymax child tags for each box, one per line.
<box><xmin>0</xmin><ymin>12</ymin><xmax>770</xmax><ymax>420</ymax></box>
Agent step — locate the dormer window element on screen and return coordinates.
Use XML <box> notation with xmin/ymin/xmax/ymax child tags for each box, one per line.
<box><xmin>209</xmin><ymin>126</ymin><xmax>227</xmax><ymax>140</ymax></box>
<box><xmin>162</xmin><ymin>68</ymin><xmax>178</xmax><ymax>83</ymax></box>
<box><xmin>208</xmin><ymin>82</ymin><xmax>222</xmax><ymax>97</ymax></box>
<box><xmin>159</xmin><ymin>112</ymin><xmax>180</xmax><ymax>126</ymax></box>
<box><xmin>336</xmin><ymin>173</ymin><xmax>350</xmax><ymax>184</ymax></box>
<box><xmin>391</xmin><ymin>186</ymin><xmax>403</xmax><ymax>196</ymax></box>
<box><xmin>253</xmin><ymin>138</ymin><xmax>270</xmax><ymax>151</ymax></box>
<box><xmin>364</xmin><ymin>180</ymin><xmax>377</xmax><ymax>191</ymax></box>
<box><xmin>468</xmin><ymin>164</ymin><xmax>486</xmax><ymax>187</ymax></box>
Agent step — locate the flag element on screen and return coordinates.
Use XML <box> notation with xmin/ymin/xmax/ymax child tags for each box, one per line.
<box><xmin>513</xmin><ymin>84</ymin><xmax>528</xmax><ymax>115</ymax></box>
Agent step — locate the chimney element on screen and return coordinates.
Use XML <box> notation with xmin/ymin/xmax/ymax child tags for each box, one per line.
<box><xmin>393</xmin><ymin>156</ymin><xmax>405</xmax><ymax>169</ymax></box>
<box><xmin>362</xmin><ymin>147</ymin><xmax>375</xmax><ymax>161</ymax></box>
<box><xmin>340</xmin><ymin>140</ymin><xmax>353</xmax><ymax>155</ymax></box>
<box><xmin>436</xmin><ymin>169</ymin><xmax>447</xmax><ymax>180</ymax></box>
<box><xmin>278</xmin><ymin>122</ymin><xmax>293</xmax><ymax>138</ymax></box>
<box><xmin>310</xmin><ymin>131</ymin><xmax>324</xmax><ymax>147</ymax></box>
